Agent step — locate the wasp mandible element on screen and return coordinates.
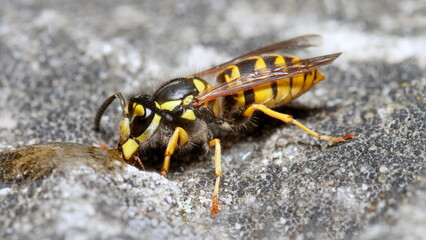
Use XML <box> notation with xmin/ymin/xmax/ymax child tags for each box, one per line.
<box><xmin>94</xmin><ymin>35</ymin><xmax>353</xmax><ymax>214</ymax></box>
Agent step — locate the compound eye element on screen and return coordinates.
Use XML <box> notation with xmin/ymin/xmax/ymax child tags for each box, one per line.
<box><xmin>130</xmin><ymin>108</ymin><xmax>155</xmax><ymax>137</ymax></box>
<box><xmin>144</xmin><ymin>108</ymin><xmax>152</xmax><ymax>118</ymax></box>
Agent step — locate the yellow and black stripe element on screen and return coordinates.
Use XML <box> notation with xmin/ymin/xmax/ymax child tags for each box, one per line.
<box><xmin>216</xmin><ymin>54</ymin><xmax>325</xmax><ymax>112</ymax></box>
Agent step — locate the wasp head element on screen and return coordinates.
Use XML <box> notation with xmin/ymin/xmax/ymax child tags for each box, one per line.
<box><xmin>118</xmin><ymin>95</ymin><xmax>173</xmax><ymax>162</ymax></box>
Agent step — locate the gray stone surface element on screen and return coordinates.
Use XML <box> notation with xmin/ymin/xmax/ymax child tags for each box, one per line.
<box><xmin>0</xmin><ymin>0</ymin><xmax>425</xmax><ymax>239</ymax></box>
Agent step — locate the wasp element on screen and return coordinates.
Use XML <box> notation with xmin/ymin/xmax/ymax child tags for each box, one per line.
<box><xmin>94</xmin><ymin>35</ymin><xmax>353</xmax><ymax>214</ymax></box>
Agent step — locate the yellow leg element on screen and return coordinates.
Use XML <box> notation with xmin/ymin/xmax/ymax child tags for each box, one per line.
<box><xmin>209</xmin><ymin>138</ymin><xmax>222</xmax><ymax>215</ymax></box>
<box><xmin>161</xmin><ymin>127</ymin><xmax>189</xmax><ymax>176</ymax></box>
<box><xmin>243</xmin><ymin>104</ymin><xmax>353</xmax><ymax>142</ymax></box>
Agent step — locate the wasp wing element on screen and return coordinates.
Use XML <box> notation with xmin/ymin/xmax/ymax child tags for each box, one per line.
<box><xmin>193</xmin><ymin>52</ymin><xmax>341</xmax><ymax>106</ymax></box>
<box><xmin>194</xmin><ymin>35</ymin><xmax>323</xmax><ymax>77</ymax></box>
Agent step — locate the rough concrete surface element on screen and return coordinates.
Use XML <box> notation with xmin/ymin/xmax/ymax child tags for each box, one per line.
<box><xmin>0</xmin><ymin>0</ymin><xmax>425</xmax><ymax>239</ymax></box>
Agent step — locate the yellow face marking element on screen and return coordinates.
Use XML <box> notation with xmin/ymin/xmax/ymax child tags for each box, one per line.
<box><xmin>160</xmin><ymin>100</ymin><xmax>182</xmax><ymax>111</ymax></box>
<box><xmin>183</xmin><ymin>95</ymin><xmax>193</xmax><ymax>105</ymax></box>
<box><xmin>121</xmin><ymin>138</ymin><xmax>139</xmax><ymax>160</ymax></box>
<box><xmin>124</xmin><ymin>105</ymin><xmax>129</xmax><ymax>115</ymax></box>
<box><xmin>133</xmin><ymin>104</ymin><xmax>145</xmax><ymax>116</ymax></box>
<box><xmin>193</xmin><ymin>79</ymin><xmax>206</xmax><ymax>92</ymax></box>
<box><xmin>119</xmin><ymin>118</ymin><xmax>131</xmax><ymax>140</ymax></box>
<box><xmin>136</xmin><ymin>113</ymin><xmax>161</xmax><ymax>142</ymax></box>
<box><xmin>181</xmin><ymin>109</ymin><xmax>196</xmax><ymax>120</ymax></box>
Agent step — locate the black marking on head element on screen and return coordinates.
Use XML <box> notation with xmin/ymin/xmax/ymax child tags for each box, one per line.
<box><xmin>130</xmin><ymin>95</ymin><xmax>173</xmax><ymax>121</ymax></box>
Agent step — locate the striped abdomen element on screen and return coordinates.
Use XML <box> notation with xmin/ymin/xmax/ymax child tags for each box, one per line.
<box><xmin>216</xmin><ymin>54</ymin><xmax>325</xmax><ymax>111</ymax></box>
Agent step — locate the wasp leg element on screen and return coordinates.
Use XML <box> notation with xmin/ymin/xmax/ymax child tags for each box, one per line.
<box><xmin>133</xmin><ymin>155</ymin><xmax>145</xmax><ymax>171</ymax></box>
<box><xmin>161</xmin><ymin>127</ymin><xmax>189</xmax><ymax>176</ymax></box>
<box><xmin>209</xmin><ymin>138</ymin><xmax>222</xmax><ymax>215</ymax></box>
<box><xmin>243</xmin><ymin>104</ymin><xmax>353</xmax><ymax>142</ymax></box>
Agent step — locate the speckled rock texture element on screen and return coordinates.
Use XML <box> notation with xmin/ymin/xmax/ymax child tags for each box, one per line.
<box><xmin>0</xmin><ymin>0</ymin><xmax>425</xmax><ymax>239</ymax></box>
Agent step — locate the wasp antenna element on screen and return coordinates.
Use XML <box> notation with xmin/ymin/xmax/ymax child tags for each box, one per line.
<box><xmin>94</xmin><ymin>92</ymin><xmax>126</xmax><ymax>131</ymax></box>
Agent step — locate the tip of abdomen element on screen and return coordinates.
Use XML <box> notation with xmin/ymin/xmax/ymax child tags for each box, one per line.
<box><xmin>313</xmin><ymin>70</ymin><xmax>326</xmax><ymax>84</ymax></box>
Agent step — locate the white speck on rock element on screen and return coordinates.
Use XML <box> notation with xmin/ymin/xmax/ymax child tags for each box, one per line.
<box><xmin>368</xmin><ymin>146</ymin><xmax>378</xmax><ymax>152</ymax></box>
<box><xmin>283</xmin><ymin>145</ymin><xmax>300</xmax><ymax>160</ymax></box>
<box><xmin>0</xmin><ymin>112</ymin><xmax>17</xmax><ymax>129</ymax></box>
<box><xmin>0</xmin><ymin>187</ymin><xmax>12</xmax><ymax>196</ymax></box>
<box><xmin>379</xmin><ymin>165</ymin><xmax>389</xmax><ymax>173</ymax></box>
<box><xmin>33</xmin><ymin>9</ymin><xmax>68</xmax><ymax>30</ymax></box>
